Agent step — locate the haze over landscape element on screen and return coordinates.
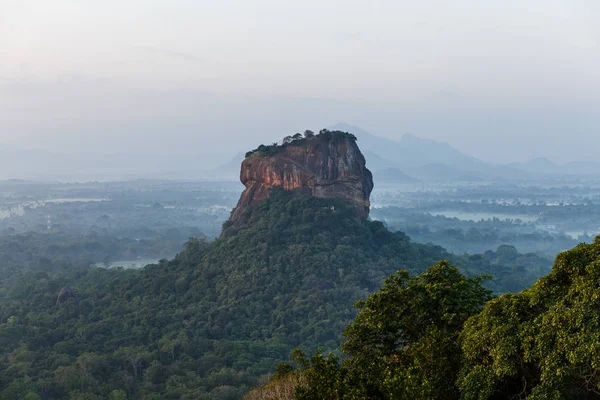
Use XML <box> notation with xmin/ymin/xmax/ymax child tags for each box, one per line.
<box><xmin>3</xmin><ymin>2</ymin><xmax>600</xmax><ymax>399</ymax></box>
<box><xmin>2</xmin><ymin>0</ymin><xmax>599</xmax><ymax>180</ymax></box>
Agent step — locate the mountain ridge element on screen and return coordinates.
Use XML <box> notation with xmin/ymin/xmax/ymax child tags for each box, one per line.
<box><xmin>328</xmin><ymin>123</ymin><xmax>600</xmax><ymax>181</ymax></box>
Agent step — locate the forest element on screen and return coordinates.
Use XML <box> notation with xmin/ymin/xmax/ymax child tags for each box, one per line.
<box><xmin>0</xmin><ymin>191</ymin><xmax>553</xmax><ymax>399</ymax></box>
<box><xmin>254</xmin><ymin>237</ymin><xmax>600</xmax><ymax>399</ymax></box>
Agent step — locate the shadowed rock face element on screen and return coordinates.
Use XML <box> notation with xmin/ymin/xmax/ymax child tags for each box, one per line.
<box><xmin>228</xmin><ymin>134</ymin><xmax>373</xmax><ymax>222</ymax></box>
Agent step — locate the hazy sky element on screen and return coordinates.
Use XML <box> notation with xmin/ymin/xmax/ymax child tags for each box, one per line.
<box><xmin>1</xmin><ymin>0</ymin><xmax>599</xmax><ymax>168</ymax></box>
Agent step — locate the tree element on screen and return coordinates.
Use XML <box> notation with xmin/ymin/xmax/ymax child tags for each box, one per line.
<box><xmin>114</xmin><ymin>346</ymin><xmax>149</xmax><ymax>379</ymax></box>
<box><xmin>108</xmin><ymin>390</ymin><xmax>127</xmax><ymax>400</ymax></box>
<box><xmin>296</xmin><ymin>350</ymin><xmax>343</xmax><ymax>400</ymax></box>
<box><xmin>75</xmin><ymin>353</ymin><xmax>104</xmax><ymax>391</ymax></box>
<box><xmin>283</xmin><ymin>136</ymin><xmax>293</xmax><ymax>144</ymax></box>
<box><xmin>296</xmin><ymin>262</ymin><xmax>492</xmax><ymax>399</ymax></box>
<box><xmin>459</xmin><ymin>238</ymin><xmax>600</xmax><ymax>399</ymax></box>
<box><xmin>304</xmin><ymin>130</ymin><xmax>315</xmax><ymax>138</ymax></box>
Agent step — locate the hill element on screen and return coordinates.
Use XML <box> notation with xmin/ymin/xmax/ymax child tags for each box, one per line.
<box><xmin>0</xmin><ymin>129</ymin><xmax>551</xmax><ymax>399</ymax></box>
<box><xmin>0</xmin><ymin>191</ymin><xmax>453</xmax><ymax>399</ymax></box>
<box><xmin>258</xmin><ymin>237</ymin><xmax>600</xmax><ymax>399</ymax></box>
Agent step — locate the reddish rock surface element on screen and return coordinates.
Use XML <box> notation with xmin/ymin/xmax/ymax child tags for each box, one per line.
<box><xmin>228</xmin><ymin>134</ymin><xmax>373</xmax><ymax>222</ymax></box>
<box><xmin>56</xmin><ymin>286</ymin><xmax>75</xmax><ymax>305</ymax></box>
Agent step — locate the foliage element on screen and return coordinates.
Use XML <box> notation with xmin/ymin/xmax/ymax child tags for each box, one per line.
<box><xmin>251</xmin><ymin>238</ymin><xmax>600</xmax><ymax>400</ymax></box>
<box><xmin>459</xmin><ymin>237</ymin><xmax>600</xmax><ymax>399</ymax></box>
<box><xmin>243</xmin><ymin>371</ymin><xmax>305</xmax><ymax>400</ymax></box>
<box><xmin>453</xmin><ymin>245</ymin><xmax>552</xmax><ymax>294</ymax></box>
<box><xmin>0</xmin><ymin>191</ymin><xmax>451</xmax><ymax>399</ymax></box>
<box><xmin>343</xmin><ymin>262</ymin><xmax>492</xmax><ymax>399</ymax></box>
<box><xmin>285</xmin><ymin>262</ymin><xmax>492</xmax><ymax>400</ymax></box>
<box><xmin>245</xmin><ymin>129</ymin><xmax>357</xmax><ymax>158</ymax></box>
<box><xmin>0</xmin><ymin>190</ymin><xmax>555</xmax><ymax>398</ymax></box>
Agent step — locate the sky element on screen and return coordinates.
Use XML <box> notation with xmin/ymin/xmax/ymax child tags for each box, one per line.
<box><xmin>1</xmin><ymin>0</ymin><xmax>599</xmax><ymax>174</ymax></box>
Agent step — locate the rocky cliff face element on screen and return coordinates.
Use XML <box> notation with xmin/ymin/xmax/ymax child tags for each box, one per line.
<box><xmin>228</xmin><ymin>132</ymin><xmax>373</xmax><ymax>222</ymax></box>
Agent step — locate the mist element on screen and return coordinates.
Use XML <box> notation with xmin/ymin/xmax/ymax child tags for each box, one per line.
<box><xmin>1</xmin><ymin>0</ymin><xmax>599</xmax><ymax>180</ymax></box>
<box><xmin>3</xmin><ymin>3</ymin><xmax>600</xmax><ymax>397</ymax></box>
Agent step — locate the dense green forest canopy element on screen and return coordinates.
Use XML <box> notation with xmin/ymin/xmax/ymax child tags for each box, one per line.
<box><xmin>255</xmin><ymin>237</ymin><xmax>600</xmax><ymax>399</ymax></box>
<box><xmin>258</xmin><ymin>261</ymin><xmax>493</xmax><ymax>400</ymax></box>
<box><xmin>0</xmin><ymin>190</ymin><xmax>551</xmax><ymax>399</ymax></box>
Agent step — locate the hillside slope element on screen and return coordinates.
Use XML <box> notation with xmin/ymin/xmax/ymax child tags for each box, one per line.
<box><xmin>0</xmin><ymin>130</ymin><xmax>551</xmax><ymax>399</ymax></box>
<box><xmin>0</xmin><ymin>191</ymin><xmax>453</xmax><ymax>399</ymax></box>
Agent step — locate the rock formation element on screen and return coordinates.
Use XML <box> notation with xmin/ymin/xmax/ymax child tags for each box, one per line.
<box><xmin>228</xmin><ymin>130</ymin><xmax>373</xmax><ymax>222</ymax></box>
<box><xmin>56</xmin><ymin>286</ymin><xmax>75</xmax><ymax>305</ymax></box>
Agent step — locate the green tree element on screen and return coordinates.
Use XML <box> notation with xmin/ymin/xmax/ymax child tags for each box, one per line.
<box><xmin>459</xmin><ymin>238</ymin><xmax>600</xmax><ymax>399</ymax></box>
<box><xmin>108</xmin><ymin>389</ymin><xmax>127</xmax><ymax>400</ymax></box>
<box><xmin>114</xmin><ymin>346</ymin><xmax>149</xmax><ymax>379</ymax></box>
<box><xmin>296</xmin><ymin>350</ymin><xmax>343</xmax><ymax>400</ymax></box>
<box><xmin>297</xmin><ymin>262</ymin><xmax>492</xmax><ymax>399</ymax></box>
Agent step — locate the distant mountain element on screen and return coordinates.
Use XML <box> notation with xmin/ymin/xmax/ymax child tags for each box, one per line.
<box><xmin>362</xmin><ymin>151</ymin><xmax>400</xmax><ymax>171</ymax></box>
<box><xmin>373</xmin><ymin>168</ymin><xmax>421</xmax><ymax>184</ymax></box>
<box><xmin>328</xmin><ymin>123</ymin><xmax>403</xmax><ymax>164</ymax></box>
<box><xmin>329</xmin><ymin>123</ymin><xmax>486</xmax><ymax>173</ymax></box>
<box><xmin>509</xmin><ymin>157</ymin><xmax>600</xmax><ymax>177</ymax></box>
<box><xmin>209</xmin><ymin>151</ymin><xmax>245</xmax><ymax>180</ymax></box>
<box><xmin>397</xmin><ymin>133</ymin><xmax>487</xmax><ymax>172</ymax></box>
<box><xmin>508</xmin><ymin>157</ymin><xmax>561</xmax><ymax>175</ymax></box>
<box><xmin>329</xmin><ymin>123</ymin><xmax>600</xmax><ymax>182</ymax></box>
